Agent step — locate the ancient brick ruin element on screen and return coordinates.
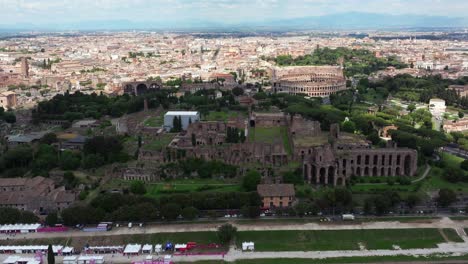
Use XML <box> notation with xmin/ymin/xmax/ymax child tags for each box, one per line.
<box><xmin>136</xmin><ymin>112</ymin><xmax>418</xmax><ymax>186</ymax></box>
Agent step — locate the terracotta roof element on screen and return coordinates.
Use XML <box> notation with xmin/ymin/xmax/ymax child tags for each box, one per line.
<box><xmin>0</xmin><ymin>178</ymin><xmax>27</xmax><ymax>186</ymax></box>
<box><xmin>257</xmin><ymin>184</ymin><xmax>295</xmax><ymax>197</ymax></box>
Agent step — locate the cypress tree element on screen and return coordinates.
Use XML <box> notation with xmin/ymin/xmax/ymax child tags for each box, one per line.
<box><xmin>47</xmin><ymin>244</ymin><xmax>55</xmax><ymax>264</ymax></box>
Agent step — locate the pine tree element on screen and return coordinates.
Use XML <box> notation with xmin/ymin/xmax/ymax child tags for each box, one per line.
<box><xmin>172</xmin><ymin>116</ymin><xmax>179</xmax><ymax>132</ymax></box>
<box><xmin>191</xmin><ymin>133</ymin><xmax>196</xmax><ymax>146</ymax></box>
<box><xmin>177</xmin><ymin>116</ymin><xmax>182</xmax><ymax>131</ymax></box>
<box><xmin>47</xmin><ymin>244</ymin><xmax>55</xmax><ymax>264</ymax></box>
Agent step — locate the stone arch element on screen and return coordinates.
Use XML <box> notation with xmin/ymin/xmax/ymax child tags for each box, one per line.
<box><xmin>136</xmin><ymin>83</ymin><xmax>148</xmax><ymax>95</ymax></box>
<box><xmin>373</xmin><ymin>155</ymin><xmax>378</xmax><ymax>165</ymax></box>
<box><xmin>372</xmin><ymin>167</ymin><xmax>378</xmax><ymax>176</ymax></box>
<box><xmin>388</xmin><ymin>167</ymin><xmax>392</xmax><ymax>176</ymax></box>
<box><xmin>396</xmin><ymin>167</ymin><xmax>401</xmax><ymax>176</ymax></box>
<box><xmin>356</xmin><ymin>167</ymin><xmax>361</xmax><ymax>176</ymax></box>
<box><xmin>124</xmin><ymin>84</ymin><xmax>134</xmax><ymax>94</ymax></box>
<box><xmin>319</xmin><ymin>167</ymin><xmax>326</xmax><ymax>184</ymax></box>
<box><xmin>404</xmin><ymin>155</ymin><xmax>412</xmax><ymax>176</ymax></box>
<box><xmin>328</xmin><ymin>167</ymin><xmax>335</xmax><ymax>186</ymax></box>
<box><xmin>364</xmin><ymin>167</ymin><xmax>369</xmax><ymax>176</ymax></box>
<box><xmin>311</xmin><ymin>165</ymin><xmax>317</xmax><ymax>183</ymax></box>
<box><xmin>381</xmin><ymin>167</ymin><xmax>385</xmax><ymax>176</ymax></box>
<box><xmin>303</xmin><ymin>164</ymin><xmax>309</xmax><ymax>182</ymax></box>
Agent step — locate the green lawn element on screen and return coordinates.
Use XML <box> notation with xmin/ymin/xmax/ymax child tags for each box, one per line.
<box><xmin>442</xmin><ymin>228</ymin><xmax>464</xmax><ymax>242</ymax></box>
<box><xmin>144</xmin><ymin>113</ymin><xmax>164</xmax><ymax>127</ymax></box>
<box><xmin>248</xmin><ymin>126</ymin><xmax>291</xmax><ymax>155</ymax></box>
<box><xmin>181</xmin><ymin>254</ymin><xmax>468</xmax><ymax>264</ymax></box>
<box><xmin>204</xmin><ymin>111</ymin><xmax>242</xmax><ymax>121</ymax></box>
<box><xmin>441</xmin><ymin>152</ymin><xmax>464</xmax><ymax>168</ymax></box>
<box><xmin>145</xmin><ymin>179</ymin><xmax>241</xmax><ymax>198</ymax></box>
<box><xmin>422</xmin><ymin>166</ymin><xmax>468</xmax><ymax>193</ymax></box>
<box><xmin>235</xmin><ymin>229</ymin><xmax>446</xmax><ymax>251</ymax></box>
<box><xmin>142</xmin><ymin>133</ymin><xmax>176</xmax><ymax>151</ymax></box>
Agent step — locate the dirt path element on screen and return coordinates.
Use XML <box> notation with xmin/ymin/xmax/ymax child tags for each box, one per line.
<box><xmin>412</xmin><ymin>164</ymin><xmax>431</xmax><ymax>183</ymax></box>
<box><xmin>438</xmin><ymin>229</ymin><xmax>449</xmax><ymax>242</ymax></box>
<box><xmin>1</xmin><ymin>217</ymin><xmax>466</xmax><ymax>241</ymax></box>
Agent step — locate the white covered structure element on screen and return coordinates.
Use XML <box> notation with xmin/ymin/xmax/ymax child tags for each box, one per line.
<box><xmin>0</xmin><ymin>224</ymin><xmax>41</xmax><ymax>233</ymax></box>
<box><xmin>154</xmin><ymin>245</ymin><xmax>162</xmax><ymax>253</ymax></box>
<box><xmin>163</xmin><ymin>111</ymin><xmax>200</xmax><ymax>131</ymax></box>
<box><xmin>242</xmin><ymin>242</ymin><xmax>255</xmax><ymax>251</ymax></box>
<box><xmin>0</xmin><ymin>245</ymin><xmax>72</xmax><ymax>255</ymax></box>
<box><xmin>174</xmin><ymin>244</ymin><xmax>187</xmax><ymax>251</ymax></box>
<box><xmin>2</xmin><ymin>256</ymin><xmax>41</xmax><ymax>264</ymax></box>
<box><xmin>63</xmin><ymin>256</ymin><xmax>77</xmax><ymax>264</ymax></box>
<box><xmin>86</xmin><ymin>246</ymin><xmax>123</xmax><ymax>254</ymax></box>
<box><xmin>429</xmin><ymin>98</ymin><xmax>446</xmax><ymax>117</ymax></box>
<box><xmin>123</xmin><ymin>244</ymin><xmax>141</xmax><ymax>255</ymax></box>
<box><xmin>77</xmin><ymin>255</ymin><xmax>104</xmax><ymax>264</ymax></box>
<box><xmin>141</xmin><ymin>244</ymin><xmax>153</xmax><ymax>254</ymax></box>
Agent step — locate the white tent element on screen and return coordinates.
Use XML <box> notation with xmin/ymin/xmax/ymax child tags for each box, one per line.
<box><xmin>63</xmin><ymin>256</ymin><xmax>77</xmax><ymax>264</ymax></box>
<box><xmin>142</xmin><ymin>244</ymin><xmax>153</xmax><ymax>254</ymax></box>
<box><xmin>77</xmin><ymin>255</ymin><xmax>104</xmax><ymax>264</ymax></box>
<box><xmin>155</xmin><ymin>244</ymin><xmax>162</xmax><ymax>253</ymax></box>
<box><xmin>174</xmin><ymin>244</ymin><xmax>187</xmax><ymax>251</ymax></box>
<box><xmin>123</xmin><ymin>244</ymin><xmax>142</xmax><ymax>255</ymax></box>
<box><xmin>242</xmin><ymin>242</ymin><xmax>255</xmax><ymax>251</ymax></box>
<box><xmin>0</xmin><ymin>224</ymin><xmax>41</xmax><ymax>233</ymax></box>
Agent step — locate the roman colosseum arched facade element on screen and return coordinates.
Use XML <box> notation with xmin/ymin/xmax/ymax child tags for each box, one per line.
<box><xmin>272</xmin><ymin>66</ymin><xmax>347</xmax><ymax>97</ymax></box>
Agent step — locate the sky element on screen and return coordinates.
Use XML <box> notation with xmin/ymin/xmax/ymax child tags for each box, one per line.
<box><xmin>0</xmin><ymin>0</ymin><xmax>467</xmax><ymax>25</ymax></box>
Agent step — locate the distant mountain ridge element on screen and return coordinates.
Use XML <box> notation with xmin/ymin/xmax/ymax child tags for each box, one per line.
<box><xmin>0</xmin><ymin>12</ymin><xmax>467</xmax><ymax>31</ymax></box>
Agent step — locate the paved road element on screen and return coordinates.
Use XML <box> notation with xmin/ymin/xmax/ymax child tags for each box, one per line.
<box><xmin>1</xmin><ymin>217</ymin><xmax>466</xmax><ymax>241</ymax></box>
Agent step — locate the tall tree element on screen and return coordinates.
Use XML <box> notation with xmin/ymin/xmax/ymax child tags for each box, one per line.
<box><xmin>47</xmin><ymin>244</ymin><xmax>55</xmax><ymax>264</ymax></box>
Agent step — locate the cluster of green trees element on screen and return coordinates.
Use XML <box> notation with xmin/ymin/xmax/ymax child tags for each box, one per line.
<box><xmin>40</xmin><ymin>58</ymin><xmax>61</xmax><ymax>69</ymax></box>
<box><xmin>368</xmin><ymin>74</ymin><xmax>468</xmax><ymax>108</ymax></box>
<box><xmin>178</xmin><ymin>89</ymin><xmax>247</xmax><ymax>117</ymax></box>
<box><xmin>80</xmin><ymin>67</ymin><xmax>106</xmax><ymax>74</ymax></box>
<box><xmin>294</xmin><ymin>188</ymin><xmax>353</xmax><ymax>216</ymax></box>
<box><xmin>0</xmin><ymin>208</ymin><xmax>39</xmax><ymax>224</ymax></box>
<box><xmin>364</xmin><ymin>191</ymin><xmax>409</xmax><ymax>215</ymax></box>
<box><xmin>450</xmin><ymin>132</ymin><xmax>468</xmax><ymax>151</ymax></box>
<box><xmin>162</xmin><ymin>158</ymin><xmax>238</xmax><ymax>179</ymax></box>
<box><xmin>0</xmin><ymin>107</ymin><xmax>16</xmax><ymax>123</ymax></box>
<box><xmin>272</xmin><ymin>47</ymin><xmax>406</xmax><ymax>77</ymax></box>
<box><xmin>226</xmin><ymin>127</ymin><xmax>246</xmax><ymax>143</ymax></box>
<box><xmin>82</xmin><ymin>136</ymin><xmax>130</xmax><ymax>169</ymax></box>
<box><xmin>60</xmin><ymin>191</ymin><xmax>261</xmax><ymax>225</ymax></box>
<box><xmin>33</xmin><ymin>90</ymin><xmax>177</xmax><ymax>122</ymax></box>
<box><xmin>0</xmin><ymin>135</ymin><xmax>128</xmax><ymax>177</ymax></box>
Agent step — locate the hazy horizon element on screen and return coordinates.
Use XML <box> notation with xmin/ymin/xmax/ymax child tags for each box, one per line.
<box><xmin>1</xmin><ymin>0</ymin><xmax>468</xmax><ymax>30</ymax></box>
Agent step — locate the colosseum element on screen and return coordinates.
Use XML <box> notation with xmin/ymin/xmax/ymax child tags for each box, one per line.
<box><xmin>272</xmin><ymin>66</ymin><xmax>347</xmax><ymax>97</ymax></box>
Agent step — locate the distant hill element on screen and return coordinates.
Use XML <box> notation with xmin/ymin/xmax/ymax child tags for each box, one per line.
<box><xmin>259</xmin><ymin>12</ymin><xmax>467</xmax><ymax>29</ymax></box>
<box><xmin>0</xmin><ymin>12</ymin><xmax>466</xmax><ymax>31</ymax></box>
